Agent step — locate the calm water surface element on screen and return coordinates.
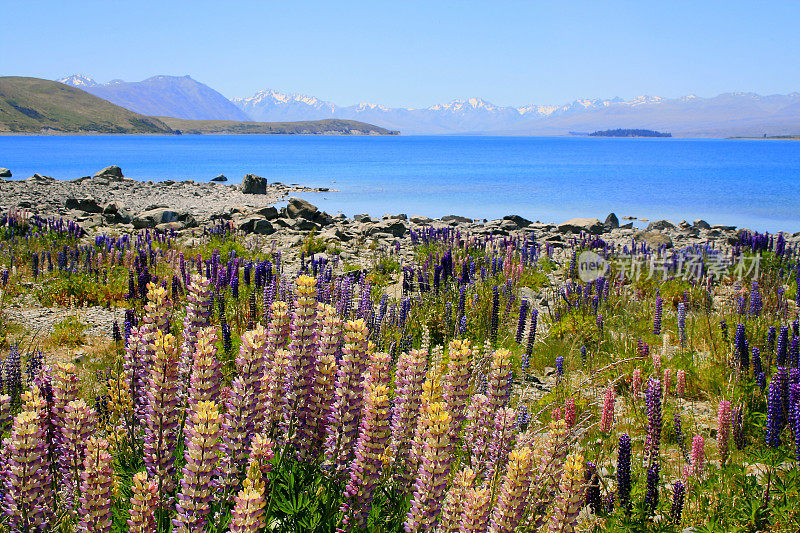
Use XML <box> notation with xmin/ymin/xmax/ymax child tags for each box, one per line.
<box><xmin>1</xmin><ymin>135</ymin><xmax>799</xmax><ymax>232</ymax></box>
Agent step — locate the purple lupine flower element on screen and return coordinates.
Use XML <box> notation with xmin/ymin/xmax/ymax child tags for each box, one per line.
<box><xmin>525</xmin><ymin>309</ymin><xmax>538</xmax><ymax>359</ymax></box>
<box><xmin>753</xmin><ymin>347</ymin><xmax>763</xmax><ymax>377</ymax></box>
<box><xmin>584</xmin><ymin>461</ymin><xmax>601</xmax><ymax>514</ymax></box>
<box><xmin>490</xmin><ymin>286</ymin><xmax>500</xmax><ymax>345</ymax></box>
<box><xmin>767</xmin><ymin>326</ymin><xmax>777</xmax><ymax>353</ymax></box>
<box><xmin>654</xmin><ymin>293</ymin><xmax>662</xmax><ymax>335</ymax></box>
<box><xmin>670</xmin><ymin>480</ymin><xmax>685</xmax><ymax>524</ymax></box>
<box><xmin>734</xmin><ymin>323</ymin><xmax>749</xmax><ymax>371</ymax></box>
<box><xmin>673</xmin><ymin>412</ymin><xmax>688</xmax><ymax>461</ymax></box>
<box><xmin>597</xmin><ymin>314</ymin><xmax>604</xmax><ymax>336</ymax></box>
<box><xmin>515</xmin><ymin>299</ymin><xmax>529</xmax><ymax>344</ymax></box>
<box><xmin>617</xmin><ymin>433</ymin><xmax>632</xmax><ymax>510</ymax></box>
<box><xmin>645</xmin><ymin>378</ymin><xmax>663</xmax><ymax>460</ymax></box>
<box><xmin>643</xmin><ymin>463</ymin><xmax>660</xmax><ymax>513</ymax></box>
<box><xmin>4</xmin><ymin>345</ymin><xmax>22</xmax><ymax>404</ymax></box>
<box><xmin>777</xmin><ymin>326</ymin><xmax>789</xmax><ymax>366</ymax></box>
<box><xmin>748</xmin><ymin>282</ymin><xmax>762</xmax><ymax>316</ymax></box>
<box><xmin>720</xmin><ymin>319</ymin><xmax>728</xmax><ymax>341</ymax></box>
<box><xmin>678</xmin><ymin>303</ymin><xmax>686</xmax><ymax>348</ymax></box>
<box><xmin>766</xmin><ymin>376</ymin><xmax>783</xmax><ymax>447</ymax></box>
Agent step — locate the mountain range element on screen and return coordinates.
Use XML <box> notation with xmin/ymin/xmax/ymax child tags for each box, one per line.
<box><xmin>59</xmin><ymin>75</ymin><xmax>800</xmax><ymax>137</ymax></box>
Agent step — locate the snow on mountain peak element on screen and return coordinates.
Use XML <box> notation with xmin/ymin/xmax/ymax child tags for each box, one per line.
<box><xmin>58</xmin><ymin>74</ymin><xmax>98</xmax><ymax>87</ymax></box>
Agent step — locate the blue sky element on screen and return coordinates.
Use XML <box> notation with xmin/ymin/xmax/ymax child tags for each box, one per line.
<box><xmin>2</xmin><ymin>1</ymin><xmax>799</xmax><ymax>107</ymax></box>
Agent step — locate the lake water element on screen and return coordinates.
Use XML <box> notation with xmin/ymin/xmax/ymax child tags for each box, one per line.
<box><xmin>1</xmin><ymin>135</ymin><xmax>799</xmax><ymax>232</ymax></box>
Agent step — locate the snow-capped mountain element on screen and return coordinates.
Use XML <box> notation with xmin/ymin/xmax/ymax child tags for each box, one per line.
<box><xmin>58</xmin><ymin>75</ymin><xmax>98</xmax><ymax>88</ymax></box>
<box><xmin>58</xmin><ymin>75</ymin><xmax>249</xmax><ymax>121</ymax></box>
<box><xmin>233</xmin><ymin>89</ymin><xmax>800</xmax><ymax>136</ymax></box>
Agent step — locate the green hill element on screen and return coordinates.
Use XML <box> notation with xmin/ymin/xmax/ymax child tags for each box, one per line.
<box><xmin>0</xmin><ymin>76</ymin><xmax>173</xmax><ymax>133</ymax></box>
<box><xmin>158</xmin><ymin>117</ymin><xmax>399</xmax><ymax>135</ymax></box>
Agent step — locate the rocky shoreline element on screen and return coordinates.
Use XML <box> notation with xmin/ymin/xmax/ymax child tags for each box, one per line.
<box><xmin>2</xmin><ymin>165</ymin><xmax>799</xmax><ymax>260</ymax></box>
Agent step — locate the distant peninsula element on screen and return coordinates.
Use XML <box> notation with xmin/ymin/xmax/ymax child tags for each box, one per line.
<box><xmin>0</xmin><ymin>77</ymin><xmax>397</xmax><ymax>135</ymax></box>
<box><xmin>588</xmin><ymin>128</ymin><xmax>672</xmax><ymax>138</ymax></box>
<box><xmin>158</xmin><ymin>117</ymin><xmax>398</xmax><ymax>135</ymax></box>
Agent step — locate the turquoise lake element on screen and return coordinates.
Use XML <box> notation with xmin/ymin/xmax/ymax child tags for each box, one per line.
<box><xmin>1</xmin><ymin>135</ymin><xmax>799</xmax><ymax>232</ymax></box>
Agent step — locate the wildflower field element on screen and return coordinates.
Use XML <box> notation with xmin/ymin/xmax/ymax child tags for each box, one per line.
<box><xmin>0</xmin><ymin>210</ymin><xmax>799</xmax><ymax>532</ymax></box>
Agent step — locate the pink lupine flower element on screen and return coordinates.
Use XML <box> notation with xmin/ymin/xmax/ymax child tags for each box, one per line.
<box><xmin>676</xmin><ymin>370</ymin><xmax>686</xmax><ymax>397</ymax></box>
<box><xmin>564</xmin><ymin>397</ymin><xmax>576</xmax><ymax>428</ymax></box>
<box><xmin>600</xmin><ymin>386</ymin><xmax>615</xmax><ymax>433</ymax></box>
<box><xmin>690</xmin><ymin>434</ymin><xmax>705</xmax><ymax>478</ymax></box>
<box><xmin>632</xmin><ymin>368</ymin><xmax>642</xmax><ymax>399</ymax></box>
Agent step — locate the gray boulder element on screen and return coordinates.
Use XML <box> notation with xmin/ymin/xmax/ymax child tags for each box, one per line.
<box><xmin>0</xmin><ymin>168</ymin><xmax>11</xmax><ymax>178</ymax></box>
<box><xmin>103</xmin><ymin>201</ymin><xmax>133</xmax><ymax>224</ymax></box>
<box><xmin>253</xmin><ymin>206</ymin><xmax>279</xmax><ymax>220</ymax></box>
<box><xmin>241</xmin><ymin>173</ymin><xmax>267</xmax><ymax>194</ymax></box>
<box><xmin>604</xmin><ymin>212</ymin><xmax>620</xmax><ymax>229</ymax></box>
<box><xmin>287</xmin><ymin>197</ymin><xmax>318</xmax><ymax>219</ymax></box>
<box><xmin>27</xmin><ymin>173</ymin><xmax>54</xmax><ymax>182</ymax></box>
<box><xmin>557</xmin><ymin>217</ymin><xmax>605</xmax><ymax>235</ymax></box>
<box><xmin>441</xmin><ymin>214</ymin><xmax>473</xmax><ymax>223</ymax></box>
<box><xmin>693</xmin><ymin>219</ymin><xmax>711</xmax><ymax>230</ymax></box>
<box><xmin>409</xmin><ymin>215</ymin><xmax>433</xmax><ymax>225</ymax></box>
<box><xmin>65</xmin><ymin>196</ymin><xmax>102</xmax><ymax>213</ymax></box>
<box><xmin>211</xmin><ymin>174</ymin><xmax>227</xmax><ymax>182</ymax></box>
<box><xmin>368</xmin><ymin>219</ymin><xmax>408</xmax><ymax>238</ymax></box>
<box><xmin>503</xmin><ymin>214</ymin><xmax>532</xmax><ymax>228</ymax></box>
<box><xmin>647</xmin><ymin>219</ymin><xmax>676</xmax><ymax>231</ymax></box>
<box><xmin>94</xmin><ymin>165</ymin><xmax>123</xmax><ymax>179</ymax></box>
<box><xmin>292</xmin><ymin>218</ymin><xmax>321</xmax><ymax>231</ymax></box>
<box><xmin>237</xmin><ymin>215</ymin><xmax>275</xmax><ymax>235</ymax></box>
<box><xmin>635</xmin><ymin>231</ymin><xmax>673</xmax><ymax>248</ymax></box>
<box><xmin>133</xmin><ymin>208</ymin><xmax>196</xmax><ymax>229</ymax></box>
<box><xmin>354</xmin><ymin>214</ymin><xmax>377</xmax><ymax>223</ymax></box>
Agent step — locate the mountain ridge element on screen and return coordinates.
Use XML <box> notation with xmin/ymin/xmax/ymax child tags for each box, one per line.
<box><xmin>59</xmin><ymin>74</ymin><xmax>250</xmax><ymax>121</ymax></box>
